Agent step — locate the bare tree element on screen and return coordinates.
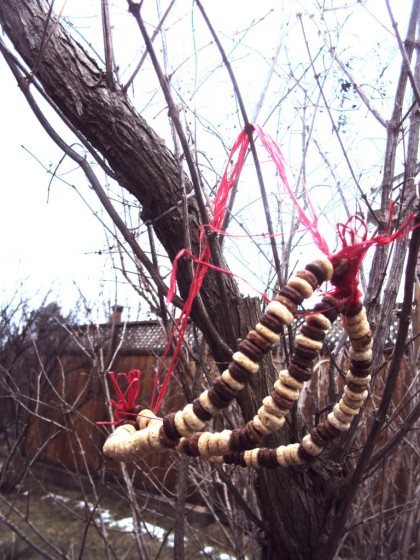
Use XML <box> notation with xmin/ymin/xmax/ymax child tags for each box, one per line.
<box><xmin>0</xmin><ymin>1</ymin><xmax>419</xmax><ymax>559</ymax></box>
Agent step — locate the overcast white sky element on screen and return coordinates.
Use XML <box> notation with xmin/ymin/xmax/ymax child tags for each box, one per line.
<box><xmin>0</xmin><ymin>0</ymin><xmax>411</xmax><ymax>322</ymax></box>
<box><xmin>0</xmin><ymin>63</ymin><xmax>113</xmax><ymax>320</ymax></box>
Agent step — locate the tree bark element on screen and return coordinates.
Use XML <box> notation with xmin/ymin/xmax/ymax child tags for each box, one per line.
<box><xmin>0</xmin><ymin>2</ymin><xmax>362</xmax><ymax>558</ymax></box>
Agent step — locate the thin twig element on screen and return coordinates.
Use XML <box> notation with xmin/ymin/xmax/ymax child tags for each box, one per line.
<box><xmin>329</xmin><ymin>48</ymin><xmax>387</xmax><ymax>128</ymax></box>
<box><xmin>386</xmin><ymin>0</ymin><xmax>420</xmax><ymax>106</ymax></box>
<box><xmin>298</xmin><ymin>13</ymin><xmax>379</xmax><ymax>224</ymax></box>
<box><xmin>123</xmin><ymin>0</ymin><xmax>176</xmax><ymax>93</ymax></box>
<box><xmin>101</xmin><ymin>0</ymin><xmax>116</xmax><ymax>91</ymax></box>
<box><xmin>364</xmin><ymin>397</ymin><xmax>420</xmax><ymax>478</ymax></box>
<box><xmin>195</xmin><ymin>0</ymin><xmax>283</xmax><ymax>285</ymax></box>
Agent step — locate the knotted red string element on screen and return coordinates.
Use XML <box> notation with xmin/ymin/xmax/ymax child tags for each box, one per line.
<box><xmin>97</xmin><ymin>369</ymin><xmax>141</xmax><ymax>425</ymax></box>
<box><xmin>329</xmin><ymin>211</ymin><xmax>417</xmax><ymax>308</ymax></box>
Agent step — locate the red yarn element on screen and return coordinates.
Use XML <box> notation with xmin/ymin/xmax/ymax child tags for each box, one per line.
<box><xmin>168</xmin><ymin>248</ymin><xmax>270</xmax><ymax>304</ymax></box>
<box><xmin>329</xmin><ymin>212</ymin><xmax>417</xmax><ymax>308</ymax></box>
<box><xmin>253</xmin><ymin>124</ymin><xmax>331</xmax><ymax>256</ymax></box>
<box><xmin>97</xmin><ymin>370</ymin><xmax>141</xmax><ymax>425</ymax></box>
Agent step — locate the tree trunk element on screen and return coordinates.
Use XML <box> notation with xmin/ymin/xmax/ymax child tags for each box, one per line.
<box><xmin>0</xmin><ymin>2</ymin><xmax>349</xmax><ymax>558</ymax></box>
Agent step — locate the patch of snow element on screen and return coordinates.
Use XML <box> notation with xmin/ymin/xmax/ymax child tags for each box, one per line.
<box><xmin>108</xmin><ymin>517</ymin><xmax>134</xmax><ymax>532</ymax></box>
<box><xmin>43</xmin><ymin>492</ymin><xmax>70</xmax><ymax>504</ymax></box>
<box><xmin>143</xmin><ymin>521</ymin><xmax>174</xmax><ymax>547</ymax></box>
<box><xmin>98</xmin><ymin>509</ymin><xmax>113</xmax><ymax>523</ymax></box>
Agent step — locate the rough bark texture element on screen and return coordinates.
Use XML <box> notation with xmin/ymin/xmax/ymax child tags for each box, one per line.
<box><xmin>0</xmin><ymin>2</ymin><xmax>345</xmax><ymax>558</ymax></box>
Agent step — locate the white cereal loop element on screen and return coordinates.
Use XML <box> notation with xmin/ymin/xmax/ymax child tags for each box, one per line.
<box><xmin>338</xmin><ymin>398</ymin><xmax>359</xmax><ymax>416</ymax></box>
<box><xmin>118</xmin><ymin>444</ymin><xmax>131</xmax><ymax>462</ymax></box>
<box><xmin>345</xmin><ymin>372</ymin><xmax>371</xmax><ymax>386</ymax></box>
<box><xmin>132</xmin><ymin>429</ymin><xmax>150</xmax><ymax>456</ymax></box>
<box><xmin>199</xmin><ymin>390</ymin><xmax>221</xmax><ymax>415</ymax></box>
<box><xmin>343</xmin><ymin>312</ymin><xmax>367</xmax><ymax>327</ymax></box>
<box><xmin>343</xmin><ymin>386</ymin><xmax>368</xmax><ymax>403</ymax></box>
<box><xmin>104</xmin><ymin>424</ymin><xmax>136</xmax><ymax>459</ymax></box>
<box><xmin>266</xmin><ymin>300</ymin><xmax>294</xmax><ymax>326</ymax></box>
<box><xmin>333</xmin><ymin>403</ymin><xmax>354</xmax><ymax>424</ymax></box>
<box><xmin>257</xmin><ymin>406</ymin><xmax>285</xmax><ymax>431</ymax></box>
<box><xmin>207</xmin><ymin>433</ymin><xmax>222</xmax><ymax>455</ymax></box>
<box><xmin>147</xmin><ymin>425</ymin><xmax>163</xmax><ymax>450</ymax></box>
<box><xmin>222</xmin><ymin>369</ymin><xmax>245</xmax><ymax>391</ymax></box>
<box><xmin>276</xmin><ymin>445</ymin><xmax>288</xmax><ymax>467</ymax></box>
<box><xmin>327</xmin><ymin>412</ymin><xmax>351</xmax><ymax>432</ymax></box>
<box><xmin>279</xmin><ymin>369</ymin><xmax>304</xmax><ymax>390</ymax></box>
<box><xmin>349</xmin><ymin>347</ymin><xmax>373</xmax><ymax>362</ymax></box>
<box><xmin>343</xmin><ymin>313</ymin><xmax>368</xmax><ymax>329</ymax></box>
<box><xmin>232</xmin><ymin>351</ymin><xmax>259</xmax><ymax>374</ymax></box>
<box><xmin>149</xmin><ymin>417</ymin><xmax>162</xmax><ymax>428</ymax></box>
<box><xmin>205</xmin><ymin>434</ymin><xmax>217</xmax><ymax>455</ymax></box>
<box><xmin>274</xmin><ymin>379</ymin><xmax>300</xmax><ymax>401</ymax></box>
<box><xmin>137</xmin><ymin>409</ymin><xmax>157</xmax><ymax>430</ymax></box>
<box><xmin>119</xmin><ymin>423</ymin><xmax>137</xmax><ymax>436</ymax></box>
<box><xmin>288</xmin><ymin>276</ymin><xmax>314</xmax><ymax>299</ymax></box>
<box><xmin>182</xmin><ymin>403</ymin><xmax>206</xmax><ymax>432</ymax></box>
<box><xmin>346</xmin><ymin>321</ymin><xmax>370</xmax><ymax>338</ymax></box>
<box><xmin>262</xmin><ymin>396</ymin><xmax>287</xmax><ymax>417</ymax></box>
<box><xmin>284</xmin><ymin>444</ymin><xmax>303</xmax><ymax>466</ymax></box>
<box><xmin>295</xmin><ymin>334</ymin><xmax>323</xmax><ymax>351</ymax></box>
<box><xmin>301</xmin><ymin>434</ymin><xmax>323</xmax><ymax>456</ymax></box>
<box><xmin>250</xmin><ymin>448</ymin><xmax>261</xmax><ymax>468</ymax></box>
<box><xmin>253</xmin><ymin>414</ymin><xmax>272</xmax><ymax>435</ymax></box>
<box><xmin>345</xmin><ymin>324</ymin><xmax>369</xmax><ymax>339</ymax></box>
<box><xmin>197</xmin><ymin>432</ymin><xmax>212</xmax><ymax>457</ymax></box>
<box><xmin>217</xmin><ymin>430</ymin><xmax>232</xmax><ymax>455</ymax></box>
<box><xmin>174</xmin><ymin>410</ymin><xmax>195</xmax><ymax>438</ymax></box>
<box><xmin>342</xmin><ymin>393</ymin><xmax>364</xmax><ymax>411</ymax></box>
<box><xmin>314</xmin><ymin>257</ymin><xmax>334</xmax><ymax>281</ymax></box>
<box><xmin>243</xmin><ymin>450</ymin><xmax>253</xmax><ymax>468</ymax></box>
<box><xmin>104</xmin><ymin>434</ymin><xmax>121</xmax><ymax>456</ymax></box>
<box><xmin>345</xmin><ymin>307</ymin><xmax>367</xmax><ymax>325</ymax></box>
<box><xmin>255</xmin><ymin>322</ymin><xmax>280</xmax><ymax>343</ymax></box>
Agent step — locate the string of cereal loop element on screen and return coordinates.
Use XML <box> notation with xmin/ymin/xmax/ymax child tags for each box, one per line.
<box><xmin>103</xmin><ymin>255</ymin><xmax>373</xmax><ymax>469</ymax></box>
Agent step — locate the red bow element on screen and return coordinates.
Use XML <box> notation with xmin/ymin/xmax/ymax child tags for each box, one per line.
<box><xmin>98</xmin><ymin>369</ymin><xmax>141</xmax><ymax>425</ymax></box>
